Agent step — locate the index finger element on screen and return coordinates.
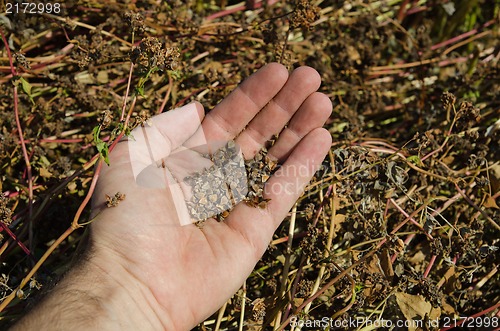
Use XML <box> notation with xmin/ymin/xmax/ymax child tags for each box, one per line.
<box><xmin>200</xmin><ymin>63</ymin><xmax>289</xmax><ymax>142</ymax></box>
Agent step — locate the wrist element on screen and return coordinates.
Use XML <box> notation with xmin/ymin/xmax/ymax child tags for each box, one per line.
<box><xmin>85</xmin><ymin>250</ymin><xmax>167</xmax><ymax>330</ymax></box>
<box><xmin>12</xmin><ymin>247</ymin><xmax>171</xmax><ymax>331</ymax></box>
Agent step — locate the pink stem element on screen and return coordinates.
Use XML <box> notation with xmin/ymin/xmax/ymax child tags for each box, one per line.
<box><xmin>1</xmin><ymin>29</ymin><xmax>35</xmax><ymax>251</ymax></box>
<box><xmin>391</xmin><ymin>233</ymin><xmax>415</xmax><ymax>263</ymax></box>
<box><xmin>157</xmin><ymin>74</ymin><xmax>173</xmax><ymax>114</ymax></box>
<box><xmin>431</xmin><ymin>20</ymin><xmax>495</xmax><ymax>51</ymax></box>
<box><xmin>0</xmin><ymin>223</ymin><xmax>31</xmax><ymax>256</ymax></box>
<box><xmin>389</xmin><ymin>198</ymin><xmax>433</xmax><ymax>239</ymax></box>
<box><xmin>205</xmin><ymin>0</ymin><xmax>280</xmax><ymax>21</ymax></box>
<box><xmin>423</xmin><ymin>254</ymin><xmax>437</xmax><ymax>278</ymax></box>
<box><xmin>120</xmin><ymin>63</ymin><xmax>135</xmax><ymax>121</ymax></box>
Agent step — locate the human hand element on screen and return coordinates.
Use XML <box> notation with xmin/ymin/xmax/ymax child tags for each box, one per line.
<box><xmin>14</xmin><ymin>63</ymin><xmax>332</xmax><ymax>330</ymax></box>
<box><xmin>89</xmin><ymin>63</ymin><xmax>332</xmax><ymax>329</ymax></box>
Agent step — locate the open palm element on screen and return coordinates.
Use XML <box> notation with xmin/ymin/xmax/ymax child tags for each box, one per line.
<box><xmin>89</xmin><ymin>63</ymin><xmax>332</xmax><ymax>330</ymax></box>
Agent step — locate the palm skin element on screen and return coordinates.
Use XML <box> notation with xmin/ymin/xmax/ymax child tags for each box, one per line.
<box><xmin>89</xmin><ymin>63</ymin><xmax>332</xmax><ymax>330</ymax></box>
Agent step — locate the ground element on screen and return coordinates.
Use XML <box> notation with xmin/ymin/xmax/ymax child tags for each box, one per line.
<box><xmin>0</xmin><ymin>0</ymin><xmax>499</xmax><ymax>330</ymax></box>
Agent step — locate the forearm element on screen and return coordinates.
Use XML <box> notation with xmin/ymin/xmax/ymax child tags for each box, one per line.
<box><xmin>11</xmin><ymin>251</ymin><xmax>166</xmax><ymax>331</ymax></box>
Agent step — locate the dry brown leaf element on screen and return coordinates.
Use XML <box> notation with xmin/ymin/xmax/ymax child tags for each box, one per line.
<box><xmin>483</xmin><ymin>194</ymin><xmax>499</xmax><ymax>209</ymax></box>
<box><xmin>293</xmin><ymin>297</ymin><xmax>304</xmax><ymax>307</ymax></box>
<box><xmin>366</xmin><ymin>254</ymin><xmax>382</xmax><ymax>275</ymax></box>
<box><xmin>408</xmin><ymin>250</ymin><xmax>426</xmax><ymax>265</ymax></box>
<box><xmin>395</xmin><ymin>292</ymin><xmax>441</xmax><ymax>331</ymax></box>
<box><xmin>438</xmin><ymin>266</ymin><xmax>462</xmax><ymax>294</ymax></box>
<box><xmin>332</xmin><ymin>213</ymin><xmax>346</xmax><ymax>235</ymax></box>
<box><xmin>346</xmin><ymin>45</ymin><xmax>361</xmax><ymax>64</ymax></box>
<box><xmin>39</xmin><ymin>167</ymin><xmax>52</xmax><ymax>178</ymax></box>
<box><xmin>441</xmin><ymin>297</ymin><xmax>457</xmax><ymax>315</ymax></box>
<box><xmin>378</xmin><ymin>249</ymin><xmax>394</xmax><ymax>279</ymax></box>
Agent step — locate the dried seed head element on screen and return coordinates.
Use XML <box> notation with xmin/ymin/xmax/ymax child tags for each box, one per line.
<box><xmin>291</xmin><ymin>0</ymin><xmax>321</xmax><ymax>30</ymax></box>
<box><xmin>251</xmin><ymin>298</ymin><xmax>266</xmax><ymax>321</ymax></box>
<box><xmin>100</xmin><ymin>109</ymin><xmax>113</xmax><ymax>129</ymax></box>
<box><xmin>441</xmin><ymin>91</ymin><xmax>456</xmax><ymax>109</ymax></box>
<box><xmin>186</xmin><ymin>140</ymin><xmax>278</xmax><ymax>222</ymax></box>
<box><xmin>124</xmin><ymin>11</ymin><xmax>145</xmax><ymax>33</ymax></box>
<box><xmin>14</xmin><ymin>53</ymin><xmax>31</xmax><ymax>70</ymax></box>
<box><xmin>105</xmin><ymin>192</ymin><xmax>126</xmax><ymax>208</ymax></box>
<box><xmin>0</xmin><ymin>195</ymin><xmax>13</xmax><ymax>226</ymax></box>
<box><xmin>130</xmin><ymin>37</ymin><xmax>180</xmax><ymax>73</ymax></box>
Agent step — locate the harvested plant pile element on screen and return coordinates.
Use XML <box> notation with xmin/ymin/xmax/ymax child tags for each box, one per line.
<box><xmin>0</xmin><ymin>1</ymin><xmax>499</xmax><ymax>329</ymax></box>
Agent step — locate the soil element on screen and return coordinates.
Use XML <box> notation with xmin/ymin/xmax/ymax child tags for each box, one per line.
<box><xmin>0</xmin><ymin>1</ymin><xmax>499</xmax><ymax>330</ymax></box>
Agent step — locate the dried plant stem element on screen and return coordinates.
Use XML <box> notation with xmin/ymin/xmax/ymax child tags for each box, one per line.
<box><xmin>279</xmin><ymin>228</ymin><xmax>408</xmax><ymax>330</ymax></box>
<box><xmin>472</xmin><ymin>189</ymin><xmax>500</xmax><ymax>221</ymax></box>
<box><xmin>205</xmin><ymin>0</ymin><xmax>280</xmax><ymax>21</ymax></box>
<box><xmin>389</xmin><ymin>198</ymin><xmax>433</xmax><ymax>240</ymax></box>
<box><xmin>0</xmin><ymin>225</ymin><xmax>75</xmax><ymax>312</ymax></box>
<box><xmin>157</xmin><ymin>74</ymin><xmax>173</xmax><ymax>114</ymax></box>
<box><xmin>28</xmin><ymin>154</ymin><xmax>99</xmax><ymax>227</ymax></box>
<box><xmin>123</xmin><ymin>96</ymin><xmax>137</xmax><ymax>130</ymax></box>
<box><xmin>396</xmin><ymin>0</ymin><xmax>410</xmax><ymax>22</ymax></box>
<box><xmin>441</xmin><ymin>30</ymin><xmax>492</xmax><ymax>57</ymax></box>
<box><xmin>72</xmin><ymin>160</ymin><xmax>103</xmax><ymax>228</ymax></box>
<box><xmin>286</xmin><ymin>184</ymin><xmax>334</xmax><ymax>328</ymax></box>
<box><xmin>2</xmin><ymin>154</ymin><xmax>99</xmax><ymax>257</ymax></box>
<box><xmin>13</xmin><ymin>86</ymin><xmax>34</xmax><ymax>251</ymax></box>
<box><xmin>421</xmin><ymin>109</ymin><xmax>457</xmax><ymax>162</ymax></box>
<box><xmin>277</xmin><ymin>250</ymin><xmax>376</xmax><ymax>330</ymax></box>
<box><xmin>0</xmin><ymin>36</ymin><xmax>137</xmax><ymax>310</ymax></box>
<box><xmin>299</xmin><ymin>154</ymin><xmax>337</xmax><ymax>321</ymax></box>
<box><xmin>279</xmin><ymin>28</ymin><xmax>291</xmax><ymax>64</ymax></box>
<box><xmin>454</xmin><ymin>182</ymin><xmax>500</xmax><ymax>231</ymax></box>
<box><xmin>0</xmin><ymin>223</ymin><xmax>30</xmax><ymax>256</ymax></box>
<box><xmin>239</xmin><ymin>281</ymin><xmax>246</xmax><ymax>331</ymax></box>
<box><xmin>431</xmin><ymin>189</ymin><xmax>465</xmax><ymax>217</ymax></box>
<box><xmin>330</xmin><ymin>261</ymin><xmax>356</xmax><ymax>320</ymax></box>
<box><xmin>274</xmin><ymin>204</ymin><xmax>297</xmax><ymax>329</ymax></box>
<box><xmin>214</xmin><ymin>301</ymin><xmax>227</xmax><ymax>331</ymax></box>
<box><xmin>356</xmin><ymin>290</ymin><xmax>395</xmax><ymax>331</ymax></box>
<box><xmin>0</xmin><ymin>29</ymin><xmax>34</xmax><ymax>254</ymax></box>
<box><xmin>0</xmin><ymin>30</ymin><xmax>15</xmax><ymax>74</ymax></box>
<box><xmin>121</xmin><ymin>63</ymin><xmax>135</xmax><ymax>121</ymax></box>
<box><xmin>431</xmin><ymin>19</ymin><xmax>495</xmax><ymax>50</ymax></box>
<box><xmin>279</xmin><ymin>197</ymin><xmax>424</xmax><ymax>329</ymax></box>
<box><xmin>473</xmin><ymin>266</ymin><xmax>497</xmax><ymax>291</ymax></box>
<box><xmin>274</xmin><ymin>309</ymin><xmax>282</xmax><ymax>330</ymax></box>
<box><xmin>0</xmin><ymin>160</ymin><xmax>104</xmax><ymax>312</ymax></box>
<box><xmin>42</xmin><ymin>13</ymin><xmax>132</xmax><ymax>46</ymax></box>
<box><xmin>369</xmin><ymin>28</ymin><xmax>493</xmax><ymax>75</ymax></box>
<box><xmin>279</xmin><ymin>196</ymin><xmax>442</xmax><ymax>327</ymax></box>
<box><xmin>405</xmin><ymin>160</ymin><xmax>449</xmax><ymax>181</ymax></box>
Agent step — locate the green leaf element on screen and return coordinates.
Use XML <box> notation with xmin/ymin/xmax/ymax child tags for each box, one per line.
<box><xmin>112</xmin><ymin>123</ymin><xmax>133</xmax><ymax>139</ymax></box>
<box><xmin>19</xmin><ymin>77</ymin><xmax>35</xmax><ymax>104</ymax></box>
<box><xmin>136</xmin><ymin>85</ymin><xmax>145</xmax><ymax>97</ymax></box>
<box><xmin>96</xmin><ymin>141</ymin><xmax>110</xmax><ymax>165</ymax></box>
<box><xmin>407</xmin><ymin>155</ymin><xmax>423</xmax><ymax>167</ymax></box>
<box><xmin>168</xmin><ymin>70</ymin><xmax>182</xmax><ymax>80</ymax></box>
<box><xmin>92</xmin><ymin>125</ymin><xmax>100</xmax><ymax>139</ymax></box>
<box><xmin>93</xmin><ymin>125</ymin><xmax>110</xmax><ymax>165</ymax></box>
<box><xmin>135</xmin><ymin>67</ymin><xmax>157</xmax><ymax>96</ymax></box>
